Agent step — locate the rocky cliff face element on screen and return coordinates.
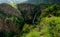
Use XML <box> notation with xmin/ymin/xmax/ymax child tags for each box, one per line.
<box><xmin>0</xmin><ymin>3</ymin><xmax>21</xmax><ymax>17</ymax></box>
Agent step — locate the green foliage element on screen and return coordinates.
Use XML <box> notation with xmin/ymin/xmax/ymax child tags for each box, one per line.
<box><xmin>25</xmin><ymin>31</ymin><xmax>40</xmax><ymax>37</ymax></box>
<box><xmin>40</xmin><ymin>4</ymin><xmax>60</xmax><ymax>18</ymax></box>
<box><xmin>22</xmin><ymin>24</ymin><xmax>30</xmax><ymax>33</ymax></box>
<box><xmin>40</xmin><ymin>17</ymin><xmax>60</xmax><ymax>37</ymax></box>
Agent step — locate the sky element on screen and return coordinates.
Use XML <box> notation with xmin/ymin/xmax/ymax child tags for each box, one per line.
<box><xmin>0</xmin><ymin>0</ymin><xmax>27</xmax><ymax>4</ymax></box>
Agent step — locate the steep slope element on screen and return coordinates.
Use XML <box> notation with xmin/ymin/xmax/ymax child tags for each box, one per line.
<box><xmin>0</xmin><ymin>3</ymin><xmax>21</xmax><ymax>17</ymax></box>
<box><xmin>17</xmin><ymin>3</ymin><xmax>41</xmax><ymax>24</ymax></box>
<box><xmin>0</xmin><ymin>3</ymin><xmax>24</xmax><ymax>37</ymax></box>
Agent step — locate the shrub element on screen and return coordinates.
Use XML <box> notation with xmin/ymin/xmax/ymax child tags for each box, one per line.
<box><xmin>25</xmin><ymin>31</ymin><xmax>40</xmax><ymax>37</ymax></box>
<box><xmin>40</xmin><ymin>4</ymin><xmax>60</xmax><ymax>18</ymax></box>
<box><xmin>39</xmin><ymin>17</ymin><xmax>60</xmax><ymax>37</ymax></box>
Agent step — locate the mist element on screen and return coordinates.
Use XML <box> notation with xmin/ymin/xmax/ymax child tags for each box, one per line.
<box><xmin>0</xmin><ymin>0</ymin><xmax>28</xmax><ymax>4</ymax></box>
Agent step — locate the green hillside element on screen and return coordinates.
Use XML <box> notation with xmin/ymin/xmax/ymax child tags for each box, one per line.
<box><xmin>0</xmin><ymin>3</ymin><xmax>60</xmax><ymax>37</ymax></box>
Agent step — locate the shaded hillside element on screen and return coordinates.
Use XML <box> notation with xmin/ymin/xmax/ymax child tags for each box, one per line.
<box><xmin>17</xmin><ymin>3</ymin><xmax>41</xmax><ymax>24</ymax></box>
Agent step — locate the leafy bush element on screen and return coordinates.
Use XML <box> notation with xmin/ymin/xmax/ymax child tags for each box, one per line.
<box><xmin>39</xmin><ymin>17</ymin><xmax>60</xmax><ymax>37</ymax></box>
<box><xmin>25</xmin><ymin>31</ymin><xmax>40</xmax><ymax>37</ymax></box>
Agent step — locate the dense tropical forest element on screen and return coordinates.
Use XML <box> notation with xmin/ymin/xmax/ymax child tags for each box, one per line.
<box><xmin>0</xmin><ymin>0</ymin><xmax>60</xmax><ymax>37</ymax></box>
